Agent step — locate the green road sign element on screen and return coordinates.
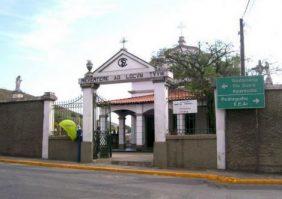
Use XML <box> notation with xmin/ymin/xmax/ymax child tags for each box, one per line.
<box><xmin>216</xmin><ymin>76</ymin><xmax>265</xmax><ymax>109</ymax></box>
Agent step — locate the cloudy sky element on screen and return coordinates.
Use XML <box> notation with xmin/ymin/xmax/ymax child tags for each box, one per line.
<box><xmin>0</xmin><ymin>0</ymin><xmax>282</xmax><ymax>101</ymax></box>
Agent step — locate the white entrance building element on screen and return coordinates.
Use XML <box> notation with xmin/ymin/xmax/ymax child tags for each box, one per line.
<box><xmin>78</xmin><ymin>37</ymin><xmax>208</xmax><ymax>162</ymax></box>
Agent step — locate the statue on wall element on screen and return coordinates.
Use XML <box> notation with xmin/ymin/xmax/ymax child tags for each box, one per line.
<box><xmin>252</xmin><ymin>60</ymin><xmax>273</xmax><ymax>85</ymax></box>
<box><xmin>15</xmin><ymin>75</ymin><xmax>22</xmax><ymax>92</ymax></box>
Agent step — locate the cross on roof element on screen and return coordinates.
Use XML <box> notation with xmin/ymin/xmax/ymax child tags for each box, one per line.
<box><xmin>120</xmin><ymin>37</ymin><xmax>128</xmax><ymax>49</ymax></box>
<box><xmin>177</xmin><ymin>22</ymin><xmax>186</xmax><ymax>36</ymax></box>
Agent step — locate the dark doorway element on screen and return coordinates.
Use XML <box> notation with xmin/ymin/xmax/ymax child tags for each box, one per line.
<box><xmin>185</xmin><ymin>113</ymin><xmax>196</xmax><ymax>134</ymax></box>
<box><xmin>145</xmin><ymin>114</ymin><xmax>155</xmax><ymax>148</ymax></box>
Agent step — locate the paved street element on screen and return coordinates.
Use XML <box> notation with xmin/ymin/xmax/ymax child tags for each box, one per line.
<box><xmin>0</xmin><ymin>163</ymin><xmax>282</xmax><ymax>199</ymax></box>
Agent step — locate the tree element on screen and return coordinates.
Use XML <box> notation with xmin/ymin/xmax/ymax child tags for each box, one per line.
<box><xmin>150</xmin><ymin>40</ymin><xmax>240</xmax><ymax>133</ymax></box>
<box><xmin>151</xmin><ymin>40</ymin><xmax>240</xmax><ymax>97</ymax></box>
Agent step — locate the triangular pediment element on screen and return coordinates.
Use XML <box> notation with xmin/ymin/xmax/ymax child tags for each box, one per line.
<box><xmin>93</xmin><ymin>49</ymin><xmax>156</xmax><ymax>76</ymax></box>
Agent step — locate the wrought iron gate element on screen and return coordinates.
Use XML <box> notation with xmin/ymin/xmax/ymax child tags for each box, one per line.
<box><xmin>53</xmin><ymin>94</ymin><xmax>112</xmax><ymax>159</ymax></box>
<box><xmin>93</xmin><ymin>130</ymin><xmax>112</xmax><ymax>159</ymax></box>
<box><xmin>93</xmin><ymin>94</ymin><xmax>112</xmax><ymax>159</ymax></box>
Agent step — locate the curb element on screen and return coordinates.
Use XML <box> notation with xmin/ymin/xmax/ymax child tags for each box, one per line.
<box><xmin>1</xmin><ymin>158</ymin><xmax>282</xmax><ymax>185</ymax></box>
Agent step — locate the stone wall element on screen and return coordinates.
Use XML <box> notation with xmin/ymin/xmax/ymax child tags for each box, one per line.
<box><xmin>154</xmin><ymin>134</ymin><xmax>217</xmax><ymax>169</ymax></box>
<box><xmin>0</xmin><ymin>100</ymin><xmax>44</xmax><ymax>158</ymax></box>
<box><xmin>226</xmin><ymin>86</ymin><xmax>282</xmax><ymax>173</ymax></box>
<box><xmin>49</xmin><ymin>136</ymin><xmax>78</xmax><ymax>162</ymax></box>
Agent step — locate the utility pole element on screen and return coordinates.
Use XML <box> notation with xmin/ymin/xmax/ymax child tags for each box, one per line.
<box><xmin>239</xmin><ymin>18</ymin><xmax>245</xmax><ymax>76</ymax></box>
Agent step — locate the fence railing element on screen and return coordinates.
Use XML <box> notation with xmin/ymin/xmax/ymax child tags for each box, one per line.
<box><xmin>53</xmin><ymin>95</ymin><xmax>83</xmax><ymax>136</ymax></box>
<box><xmin>93</xmin><ymin>130</ymin><xmax>112</xmax><ymax>159</ymax></box>
<box><xmin>169</xmin><ymin>88</ymin><xmax>215</xmax><ymax>135</ymax></box>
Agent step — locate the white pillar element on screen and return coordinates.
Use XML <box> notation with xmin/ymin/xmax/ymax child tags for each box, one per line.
<box><xmin>100</xmin><ymin>115</ymin><xmax>107</xmax><ymax>132</ymax></box>
<box><xmin>82</xmin><ymin>87</ymin><xmax>98</xmax><ymax>142</ymax></box>
<box><xmin>136</xmin><ymin>114</ymin><xmax>145</xmax><ymax>146</ymax></box>
<box><xmin>177</xmin><ymin>114</ymin><xmax>185</xmax><ymax>134</ymax></box>
<box><xmin>153</xmin><ymin>80</ymin><xmax>169</xmax><ymax>142</ymax></box>
<box><xmin>42</xmin><ymin>92</ymin><xmax>56</xmax><ymax>159</ymax></box>
<box><xmin>131</xmin><ymin>115</ymin><xmax>136</xmax><ymax>145</ymax></box>
<box><xmin>118</xmin><ymin>115</ymin><xmax>125</xmax><ymax>147</ymax></box>
<box><xmin>215</xmin><ymin>89</ymin><xmax>226</xmax><ymax>170</ymax></box>
<box><xmin>99</xmin><ymin>107</ymin><xmax>107</xmax><ymax>132</ymax></box>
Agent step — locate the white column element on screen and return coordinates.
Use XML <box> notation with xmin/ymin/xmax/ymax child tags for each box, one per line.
<box><xmin>42</xmin><ymin>92</ymin><xmax>56</xmax><ymax>159</ymax></box>
<box><xmin>118</xmin><ymin>115</ymin><xmax>125</xmax><ymax>147</ymax></box>
<box><xmin>99</xmin><ymin>107</ymin><xmax>107</xmax><ymax>132</ymax></box>
<box><xmin>153</xmin><ymin>80</ymin><xmax>169</xmax><ymax>142</ymax></box>
<box><xmin>177</xmin><ymin>114</ymin><xmax>185</xmax><ymax>134</ymax></box>
<box><xmin>136</xmin><ymin>114</ymin><xmax>145</xmax><ymax>146</ymax></box>
<box><xmin>131</xmin><ymin>115</ymin><xmax>136</xmax><ymax>145</ymax></box>
<box><xmin>100</xmin><ymin>115</ymin><xmax>107</xmax><ymax>132</ymax></box>
<box><xmin>82</xmin><ymin>87</ymin><xmax>98</xmax><ymax>142</ymax></box>
<box><xmin>215</xmin><ymin>89</ymin><xmax>226</xmax><ymax>170</ymax></box>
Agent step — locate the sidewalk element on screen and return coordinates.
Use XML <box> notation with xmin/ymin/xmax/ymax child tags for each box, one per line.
<box><xmin>1</xmin><ymin>155</ymin><xmax>282</xmax><ymax>185</ymax></box>
<box><xmin>108</xmin><ymin>152</ymin><xmax>153</xmax><ymax>167</ymax></box>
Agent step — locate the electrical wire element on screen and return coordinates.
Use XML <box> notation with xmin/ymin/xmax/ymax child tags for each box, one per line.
<box><xmin>242</xmin><ymin>0</ymin><xmax>252</xmax><ymax>18</ymax></box>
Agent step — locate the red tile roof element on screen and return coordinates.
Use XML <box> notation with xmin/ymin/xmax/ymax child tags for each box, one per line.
<box><xmin>110</xmin><ymin>89</ymin><xmax>194</xmax><ymax>105</ymax></box>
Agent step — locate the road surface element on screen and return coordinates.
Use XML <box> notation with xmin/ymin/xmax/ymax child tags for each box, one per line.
<box><xmin>0</xmin><ymin>163</ymin><xmax>281</xmax><ymax>199</ymax></box>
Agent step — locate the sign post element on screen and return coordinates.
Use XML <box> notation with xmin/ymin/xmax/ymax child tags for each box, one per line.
<box><xmin>216</xmin><ymin>76</ymin><xmax>265</xmax><ymax>109</ymax></box>
<box><xmin>215</xmin><ymin>75</ymin><xmax>265</xmax><ymax>170</ymax></box>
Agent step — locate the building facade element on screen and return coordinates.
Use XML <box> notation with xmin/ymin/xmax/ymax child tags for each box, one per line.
<box><xmin>79</xmin><ymin>37</ymin><xmax>209</xmax><ymax>155</ymax></box>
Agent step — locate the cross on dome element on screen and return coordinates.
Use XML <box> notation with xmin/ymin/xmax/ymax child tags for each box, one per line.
<box><xmin>177</xmin><ymin>22</ymin><xmax>187</xmax><ymax>46</ymax></box>
<box><xmin>177</xmin><ymin>22</ymin><xmax>186</xmax><ymax>37</ymax></box>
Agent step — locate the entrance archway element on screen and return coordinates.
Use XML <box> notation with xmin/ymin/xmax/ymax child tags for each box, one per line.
<box><xmin>79</xmin><ymin>49</ymin><xmax>171</xmax><ymax>162</ymax></box>
<box><xmin>112</xmin><ymin>109</ymin><xmax>136</xmax><ymax>150</ymax></box>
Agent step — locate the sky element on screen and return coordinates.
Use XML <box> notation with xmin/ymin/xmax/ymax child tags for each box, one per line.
<box><xmin>0</xmin><ymin>0</ymin><xmax>282</xmax><ymax>101</ymax></box>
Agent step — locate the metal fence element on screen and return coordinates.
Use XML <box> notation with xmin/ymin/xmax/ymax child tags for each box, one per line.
<box><xmin>53</xmin><ymin>95</ymin><xmax>83</xmax><ymax>136</ymax></box>
<box><xmin>169</xmin><ymin>89</ymin><xmax>215</xmax><ymax>135</ymax></box>
<box><xmin>93</xmin><ymin>94</ymin><xmax>112</xmax><ymax>158</ymax></box>
<box><xmin>93</xmin><ymin>130</ymin><xmax>112</xmax><ymax>159</ymax></box>
<box><xmin>52</xmin><ymin>93</ymin><xmax>113</xmax><ymax>159</ymax></box>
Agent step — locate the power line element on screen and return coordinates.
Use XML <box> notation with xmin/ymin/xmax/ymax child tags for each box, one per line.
<box><xmin>242</xmin><ymin>0</ymin><xmax>252</xmax><ymax>18</ymax></box>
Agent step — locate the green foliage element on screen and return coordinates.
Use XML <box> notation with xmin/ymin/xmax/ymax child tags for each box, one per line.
<box><xmin>151</xmin><ymin>40</ymin><xmax>240</xmax><ymax>133</ymax></box>
<box><xmin>151</xmin><ymin>40</ymin><xmax>240</xmax><ymax>96</ymax></box>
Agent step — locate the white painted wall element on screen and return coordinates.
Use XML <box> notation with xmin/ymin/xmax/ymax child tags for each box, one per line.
<box><xmin>102</xmin><ymin>55</ymin><xmax>154</xmax><ymax>74</ymax></box>
<box><xmin>131</xmin><ymin>81</ymin><xmax>154</xmax><ymax>97</ymax></box>
<box><xmin>95</xmin><ymin>50</ymin><xmax>155</xmax><ymax>76</ymax></box>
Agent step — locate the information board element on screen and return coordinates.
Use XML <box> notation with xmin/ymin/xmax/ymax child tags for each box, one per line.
<box><xmin>173</xmin><ymin>100</ymin><xmax>198</xmax><ymax>114</ymax></box>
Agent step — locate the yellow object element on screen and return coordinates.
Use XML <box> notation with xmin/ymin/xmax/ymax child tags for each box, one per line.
<box><xmin>59</xmin><ymin>120</ymin><xmax>77</xmax><ymax>141</ymax></box>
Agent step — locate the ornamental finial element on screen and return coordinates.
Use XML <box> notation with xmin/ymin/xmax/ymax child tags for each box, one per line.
<box><xmin>86</xmin><ymin>60</ymin><xmax>93</xmax><ymax>72</ymax></box>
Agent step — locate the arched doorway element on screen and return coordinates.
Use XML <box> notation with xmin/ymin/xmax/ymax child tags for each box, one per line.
<box><xmin>112</xmin><ymin>109</ymin><xmax>136</xmax><ymax>150</ymax></box>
